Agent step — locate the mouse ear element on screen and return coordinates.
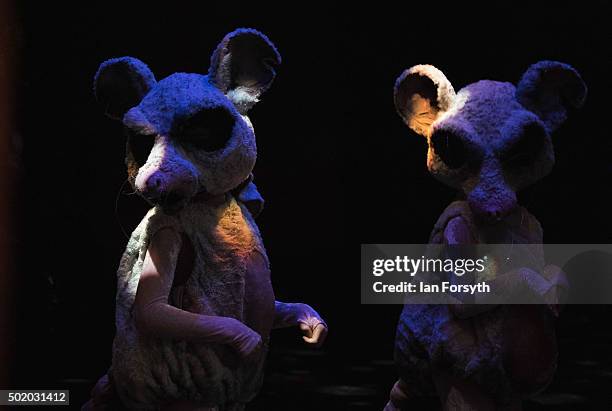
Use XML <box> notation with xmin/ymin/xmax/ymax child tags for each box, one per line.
<box><xmin>94</xmin><ymin>57</ymin><xmax>156</xmax><ymax>120</ymax></box>
<box><xmin>208</xmin><ymin>28</ymin><xmax>281</xmax><ymax>114</ymax></box>
<box><xmin>394</xmin><ymin>65</ymin><xmax>456</xmax><ymax>137</ymax></box>
<box><xmin>516</xmin><ymin>61</ymin><xmax>587</xmax><ymax>132</ymax></box>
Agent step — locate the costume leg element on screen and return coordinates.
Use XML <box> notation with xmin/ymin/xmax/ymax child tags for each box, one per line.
<box><xmin>433</xmin><ymin>369</ymin><xmax>524</xmax><ymax>411</ymax></box>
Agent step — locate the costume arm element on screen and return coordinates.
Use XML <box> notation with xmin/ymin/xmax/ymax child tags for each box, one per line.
<box><xmin>443</xmin><ymin>217</ymin><xmax>567</xmax><ymax>318</ymax></box>
<box><xmin>273</xmin><ymin>301</ymin><xmax>328</xmax><ymax>346</ymax></box>
<box><xmin>133</xmin><ymin>227</ymin><xmax>261</xmax><ymax>358</ymax></box>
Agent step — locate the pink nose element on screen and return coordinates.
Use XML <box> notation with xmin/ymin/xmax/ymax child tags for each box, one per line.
<box><xmin>468</xmin><ymin>189</ymin><xmax>517</xmax><ymax>223</ymax></box>
<box><xmin>476</xmin><ymin>207</ymin><xmax>510</xmax><ymax>222</ymax></box>
<box><xmin>141</xmin><ymin>172</ymin><xmax>164</xmax><ymax>200</ymax></box>
<box><xmin>140</xmin><ymin>171</ymin><xmax>194</xmax><ymax>207</ymax></box>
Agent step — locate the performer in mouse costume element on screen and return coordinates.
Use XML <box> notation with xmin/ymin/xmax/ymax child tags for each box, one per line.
<box><xmin>385</xmin><ymin>61</ymin><xmax>586</xmax><ymax>410</ymax></box>
<box><xmin>84</xmin><ymin>28</ymin><xmax>327</xmax><ymax>411</ymax></box>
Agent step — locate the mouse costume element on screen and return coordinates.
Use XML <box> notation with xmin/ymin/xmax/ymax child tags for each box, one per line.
<box><xmin>386</xmin><ymin>61</ymin><xmax>586</xmax><ymax>410</ymax></box>
<box><xmin>84</xmin><ymin>29</ymin><xmax>327</xmax><ymax>411</ymax></box>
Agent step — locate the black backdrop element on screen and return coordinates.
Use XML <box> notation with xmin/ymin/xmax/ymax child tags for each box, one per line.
<box><xmin>14</xmin><ymin>2</ymin><xmax>612</xmax><ymax>409</ymax></box>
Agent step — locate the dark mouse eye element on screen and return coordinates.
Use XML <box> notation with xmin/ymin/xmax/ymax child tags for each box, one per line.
<box><xmin>430</xmin><ymin>130</ymin><xmax>468</xmax><ymax>169</ymax></box>
<box><xmin>179</xmin><ymin>108</ymin><xmax>235</xmax><ymax>152</ymax></box>
<box><xmin>126</xmin><ymin>128</ymin><xmax>155</xmax><ymax>166</ymax></box>
<box><xmin>502</xmin><ymin>124</ymin><xmax>546</xmax><ymax>169</ymax></box>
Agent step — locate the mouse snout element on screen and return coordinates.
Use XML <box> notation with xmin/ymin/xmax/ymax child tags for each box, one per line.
<box><xmin>464</xmin><ymin>157</ymin><xmax>518</xmax><ymax>224</ymax></box>
<box><xmin>467</xmin><ymin>180</ymin><xmax>517</xmax><ymax>224</ymax></box>
<box><xmin>138</xmin><ymin>167</ymin><xmax>197</xmax><ymax>205</ymax></box>
<box><xmin>140</xmin><ymin>171</ymin><xmax>179</xmax><ymax>202</ymax></box>
<box><xmin>469</xmin><ymin>200</ymin><xmax>516</xmax><ymax>223</ymax></box>
<box><xmin>134</xmin><ymin>140</ymin><xmax>199</xmax><ymax>208</ymax></box>
<box><xmin>141</xmin><ymin>173</ymin><xmax>163</xmax><ymax>200</ymax></box>
<box><xmin>468</xmin><ymin>190</ymin><xmax>517</xmax><ymax>223</ymax></box>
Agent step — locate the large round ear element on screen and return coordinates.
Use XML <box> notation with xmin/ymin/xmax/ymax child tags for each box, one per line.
<box><xmin>208</xmin><ymin>28</ymin><xmax>281</xmax><ymax>114</ymax></box>
<box><xmin>93</xmin><ymin>57</ymin><xmax>156</xmax><ymax>120</ymax></box>
<box><xmin>394</xmin><ymin>65</ymin><xmax>456</xmax><ymax>137</ymax></box>
<box><xmin>516</xmin><ymin>61</ymin><xmax>587</xmax><ymax>132</ymax></box>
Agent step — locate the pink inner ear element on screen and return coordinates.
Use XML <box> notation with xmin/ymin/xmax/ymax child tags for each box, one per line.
<box><xmin>394</xmin><ymin>65</ymin><xmax>456</xmax><ymax>137</ymax></box>
<box><xmin>408</xmin><ymin>94</ymin><xmax>439</xmax><ymax>137</ymax></box>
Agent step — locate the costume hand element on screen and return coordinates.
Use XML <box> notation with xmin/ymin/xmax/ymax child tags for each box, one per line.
<box><xmin>227</xmin><ymin>319</ymin><xmax>263</xmax><ymax>360</ymax></box>
<box><xmin>295</xmin><ymin>303</ymin><xmax>328</xmax><ymax>347</ymax></box>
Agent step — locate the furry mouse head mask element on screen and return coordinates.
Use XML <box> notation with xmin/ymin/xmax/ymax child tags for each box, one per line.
<box><xmin>394</xmin><ymin>61</ymin><xmax>586</xmax><ymax>223</ymax></box>
<box><xmin>94</xmin><ymin>28</ymin><xmax>281</xmax><ymax>213</ymax></box>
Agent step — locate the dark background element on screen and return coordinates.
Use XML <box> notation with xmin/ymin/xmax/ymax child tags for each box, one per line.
<box><xmin>12</xmin><ymin>1</ymin><xmax>612</xmax><ymax>410</ymax></box>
